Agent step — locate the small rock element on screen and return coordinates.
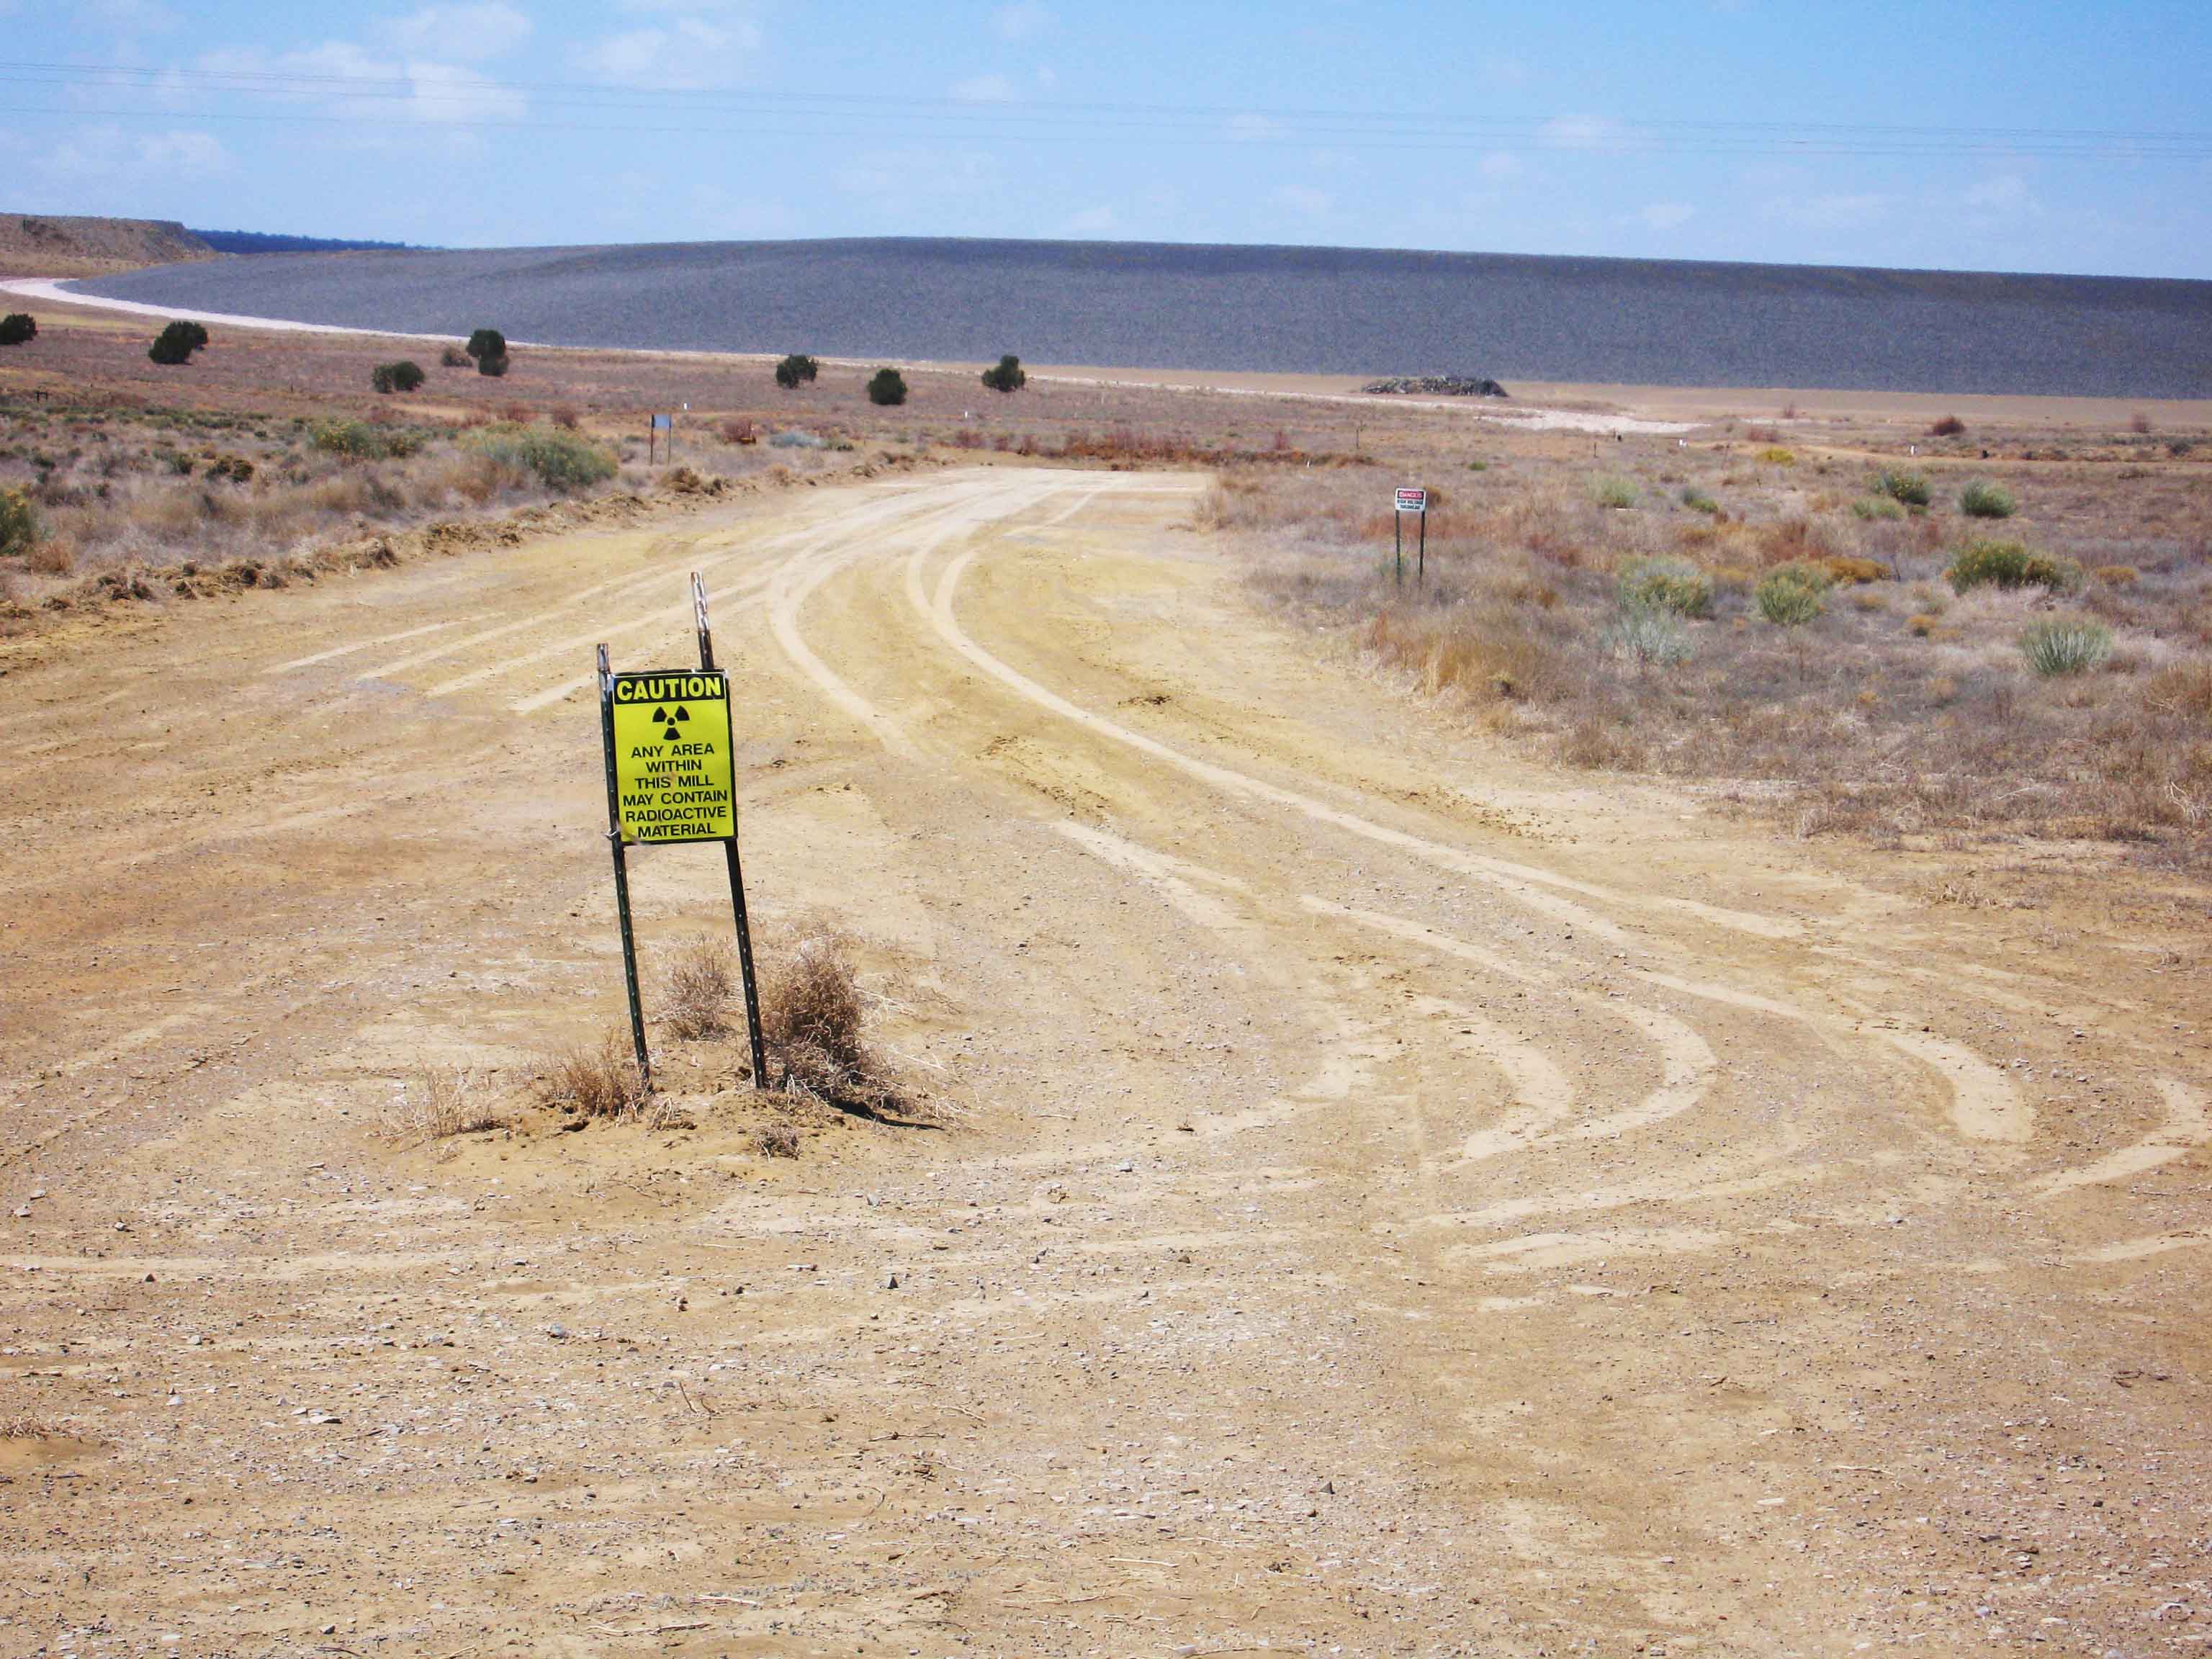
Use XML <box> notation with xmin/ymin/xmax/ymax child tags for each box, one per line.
<box><xmin>884</xmin><ymin>1273</ymin><xmax>901</xmax><ymax>1290</ymax></box>
<box><xmin>546</xmin><ymin>1323</ymin><xmax>568</xmax><ymax>1340</ymax></box>
<box><xmin>1116</xmin><ymin>1159</ymin><xmax>1136</xmax><ymax>1174</ymax></box>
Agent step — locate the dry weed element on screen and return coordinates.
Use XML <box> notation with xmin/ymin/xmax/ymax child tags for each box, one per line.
<box><xmin>379</xmin><ymin>1066</ymin><xmax>508</xmax><ymax>1145</ymax></box>
<box><xmin>662</xmin><ymin>934</ymin><xmax>734</xmax><ymax>1040</ymax></box>
<box><xmin>761</xmin><ymin>933</ymin><xmax>899</xmax><ymax>1114</ymax></box>
<box><xmin>538</xmin><ymin>1032</ymin><xmax>650</xmax><ymax>1120</ymax></box>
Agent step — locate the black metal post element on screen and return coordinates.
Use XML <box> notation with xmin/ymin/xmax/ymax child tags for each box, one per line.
<box><xmin>692</xmin><ymin>574</ymin><xmax>770</xmax><ymax>1089</ymax></box>
<box><xmin>1418</xmin><ymin>508</ymin><xmax>1426</xmax><ymax>586</ymax></box>
<box><xmin>1393</xmin><ymin>512</ymin><xmax>1403</xmax><ymax>586</ymax></box>
<box><xmin>597</xmin><ymin>643</ymin><xmax>652</xmax><ymax>1090</ymax></box>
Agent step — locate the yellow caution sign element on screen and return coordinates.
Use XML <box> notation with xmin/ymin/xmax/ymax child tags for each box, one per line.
<box><xmin>608</xmin><ymin>670</ymin><xmax>737</xmax><ymax>844</ymax></box>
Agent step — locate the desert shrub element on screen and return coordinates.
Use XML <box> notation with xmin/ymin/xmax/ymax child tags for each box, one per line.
<box><xmin>539</xmin><ymin>1032</ymin><xmax>648</xmax><ymax>1120</ymax></box>
<box><xmin>0</xmin><ymin>486</ymin><xmax>40</xmax><ymax>557</ymax></box>
<box><xmin>662</xmin><ymin>935</ymin><xmax>733</xmax><ymax>1040</ymax></box>
<box><xmin>754</xmin><ymin>1121</ymin><xmax>801</xmax><ymax>1158</ymax></box>
<box><xmin>1589</xmin><ymin>474</ymin><xmax>1637</xmax><ymax>509</ymax></box>
<box><xmin>1616</xmin><ymin>554</ymin><xmax>1712</xmax><ymax>617</ymax></box>
<box><xmin>1822</xmin><ymin>555</ymin><xmax>1886</xmax><ymax>585</ymax></box>
<box><xmin>866</xmin><ymin>367</ymin><xmax>908</xmax><ymax>407</ymax></box>
<box><xmin>762</xmin><ymin>934</ymin><xmax>896</xmax><ymax>1112</ymax></box>
<box><xmin>207</xmin><ymin>454</ymin><xmax>255</xmax><ymax>482</ymax></box>
<box><xmin>1876</xmin><ymin>469</ymin><xmax>1931</xmax><ymax>506</ymax></box>
<box><xmin>1852</xmin><ymin>495</ymin><xmax>1905</xmax><ymax>521</ymax></box>
<box><xmin>1930</xmin><ymin>415</ymin><xmax>1967</xmax><ymax>437</ymax></box>
<box><xmin>0</xmin><ymin>313</ymin><xmax>34</xmax><ymax>346</ymax></box>
<box><xmin>1946</xmin><ymin>539</ymin><xmax>2082</xmax><ymax>595</ymax></box>
<box><xmin>2020</xmin><ymin>614</ymin><xmax>2113</xmax><ymax>677</ymax></box>
<box><xmin>379</xmin><ymin>1066</ymin><xmax>507</xmax><ymax>1145</ymax></box>
<box><xmin>1601</xmin><ymin>600</ymin><xmax>1693</xmax><ymax>670</ymax></box>
<box><xmin>370</xmin><ymin>360</ymin><xmax>426</xmax><ymax>395</ymax></box>
<box><xmin>440</xmin><ymin>344</ymin><xmax>469</xmax><ymax>367</ymax></box>
<box><xmin>1755</xmin><ymin>561</ymin><xmax>1831</xmax><ymax>626</ymax></box>
<box><xmin>981</xmin><ymin>354</ymin><xmax>1026</xmax><ymax>393</ymax></box>
<box><xmin>774</xmin><ymin>352</ymin><xmax>820</xmax><ymax>389</ymax></box>
<box><xmin>2145</xmin><ymin>660</ymin><xmax>2212</xmax><ymax>724</ymax></box>
<box><xmin>465</xmin><ymin>328</ymin><xmax>505</xmax><ymax>362</ymax></box>
<box><xmin>310</xmin><ymin>419</ymin><xmax>426</xmax><ymax>461</ymax></box>
<box><xmin>1678</xmin><ymin>486</ymin><xmax>1719</xmax><ymax>516</ymax></box>
<box><xmin>549</xmin><ymin>405</ymin><xmax>580</xmax><ymax>431</ymax></box>
<box><xmin>2094</xmin><ymin>565</ymin><xmax>2139</xmax><ymax>586</ymax></box>
<box><xmin>477</xmin><ymin>351</ymin><xmax>510</xmax><ymax>377</ymax></box>
<box><xmin>769</xmin><ymin>428</ymin><xmax>825</xmax><ymax>449</ymax></box>
<box><xmin>1758</xmin><ymin>446</ymin><xmax>1797</xmax><ymax>465</ymax></box>
<box><xmin>463</xmin><ymin>425</ymin><xmax>615</xmax><ymax>490</ymax></box>
<box><xmin>148</xmin><ymin>320</ymin><xmax>208</xmax><ymax>365</ymax></box>
<box><xmin>1959</xmin><ymin>479</ymin><xmax>2017</xmax><ymax>519</ymax></box>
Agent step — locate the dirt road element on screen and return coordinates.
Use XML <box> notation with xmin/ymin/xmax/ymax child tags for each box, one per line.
<box><xmin>3</xmin><ymin>465</ymin><xmax>2206</xmax><ymax>1656</ymax></box>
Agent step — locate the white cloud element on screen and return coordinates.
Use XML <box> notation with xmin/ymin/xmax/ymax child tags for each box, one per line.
<box><xmin>405</xmin><ymin>60</ymin><xmax>525</xmax><ymax>122</ymax></box>
<box><xmin>580</xmin><ymin>13</ymin><xmax>760</xmax><ymax>89</ymax></box>
<box><xmin>1478</xmin><ymin>150</ymin><xmax>1522</xmax><ymax>180</ymax></box>
<box><xmin>136</xmin><ymin>129</ymin><xmax>230</xmax><ymax>170</ymax></box>
<box><xmin>1272</xmin><ymin>183</ymin><xmax>1331</xmax><ymax>218</ymax></box>
<box><xmin>1964</xmin><ymin>174</ymin><xmax>2041</xmax><ymax>220</ymax></box>
<box><xmin>994</xmin><ymin>2</ymin><xmax>1048</xmax><ymax>40</ymax></box>
<box><xmin>1066</xmin><ymin>204</ymin><xmax>1116</xmax><ymax>234</ymax></box>
<box><xmin>1768</xmin><ymin>191</ymin><xmax>1890</xmax><ymax>231</ymax></box>
<box><xmin>377</xmin><ymin>3</ymin><xmax>532</xmax><ymax>62</ymax></box>
<box><xmin>952</xmin><ymin>73</ymin><xmax>1017</xmax><ymax>102</ymax></box>
<box><xmin>1639</xmin><ymin>201</ymin><xmax>1694</xmax><ymax>230</ymax></box>
<box><xmin>1540</xmin><ymin>114</ymin><xmax>1614</xmax><ymax>150</ymax></box>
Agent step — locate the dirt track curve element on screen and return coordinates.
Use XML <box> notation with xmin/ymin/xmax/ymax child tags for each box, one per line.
<box><xmin>3</xmin><ymin>465</ymin><xmax>2208</xmax><ymax>1657</ymax></box>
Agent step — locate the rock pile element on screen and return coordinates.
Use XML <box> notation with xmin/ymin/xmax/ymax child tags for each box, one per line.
<box><xmin>1360</xmin><ymin>375</ymin><xmax>1510</xmax><ymax>397</ymax></box>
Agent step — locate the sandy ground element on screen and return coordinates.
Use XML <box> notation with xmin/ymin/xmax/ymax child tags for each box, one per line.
<box><xmin>2</xmin><ymin>465</ymin><xmax>2208</xmax><ymax>1657</ymax></box>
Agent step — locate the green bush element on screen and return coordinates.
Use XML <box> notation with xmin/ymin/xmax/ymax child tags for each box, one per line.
<box><xmin>1755</xmin><ymin>561</ymin><xmax>1831</xmax><ymax>626</ymax></box>
<box><xmin>371</xmin><ymin>360</ymin><xmax>426</xmax><ymax>395</ymax></box>
<box><xmin>1589</xmin><ymin>474</ymin><xmax>1637</xmax><ymax>509</ymax></box>
<box><xmin>310</xmin><ymin>419</ymin><xmax>427</xmax><ymax>461</ymax></box>
<box><xmin>867</xmin><ymin>367</ymin><xmax>908</xmax><ymax>407</ymax></box>
<box><xmin>981</xmin><ymin>354</ymin><xmax>1026</xmax><ymax>394</ymax></box>
<box><xmin>2020</xmin><ymin>614</ymin><xmax>2113</xmax><ymax>677</ymax></box>
<box><xmin>775</xmin><ymin>353</ymin><xmax>819</xmax><ymax>390</ymax></box>
<box><xmin>1617</xmin><ymin>555</ymin><xmax>1713</xmax><ymax>618</ymax></box>
<box><xmin>1851</xmin><ymin>495</ymin><xmax>1905</xmax><ymax>521</ymax></box>
<box><xmin>1678</xmin><ymin>486</ymin><xmax>1720</xmax><ymax>516</ymax></box>
<box><xmin>1946</xmin><ymin>540</ymin><xmax>2082</xmax><ymax>595</ymax></box>
<box><xmin>477</xmin><ymin>351</ymin><xmax>509</xmax><ymax>378</ymax></box>
<box><xmin>0</xmin><ymin>313</ymin><xmax>35</xmax><ymax>346</ymax></box>
<box><xmin>1959</xmin><ymin>479</ymin><xmax>2017</xmax><ymax>519</ymax></box>
<box><xmin>464</xmin><ymin>425</ymin><xmax>616</xmax><ymax>491</ymax></box>
<box><xmin>148</xmin><ymin>320</ymin><xmax>209</xmax><ymax>366</ymax></box>
<box><xmin>0</xmin><ymin>485</ymin><xmax>40</xmax><ymax>557</ymax></box>
<box><xmin>1601</xmin><ymin>600</ymin><xmax>1693</xmax><ymax>670</ymax></box>
<box><xmin>465</xmin><ymin>328</ymin><xmax>506</xmax><ymax>362</ymax></box>
<box><xmin>1876</xmin><ymin>469</ymin><xmax>1931</xmax><ymax>506</ymax></box>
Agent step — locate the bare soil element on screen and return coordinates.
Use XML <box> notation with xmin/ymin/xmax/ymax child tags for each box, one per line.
<box><xmin>3</xmin><ymin>458</ymin><xmax>2208</xmax><ymax>1657</ymax></box>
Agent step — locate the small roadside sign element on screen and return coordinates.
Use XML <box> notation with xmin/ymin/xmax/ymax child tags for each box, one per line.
<box><xmin>651</xmin><ymin>413</ymin><xmax>673</xmax><ymax>430</ymax></box>
<box><xmin>1395</xmin><ymin>487</ymin><xmax>1428</xmax><ymax>513</ymax></box>
<box><xmin>608</xmin><ymin>670</ymin><xmax>736</xmax><ymax>844</ymax></box>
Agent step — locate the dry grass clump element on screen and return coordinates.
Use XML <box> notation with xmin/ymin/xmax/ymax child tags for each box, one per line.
<box><xmin>662</xmin><ymin>934</ymin><xmax>734</xmax><ymax>1040</ymax></box>
<box><xmin>538</xmin><ymin>1032</ymin><xmax>650</xmax><ymax>1120</ymax></box>
<box><xmin>379</xmin><ymin>1066</ymin><xmax>509</xmax><ymax>1146</ymax></box>
<box><xmin>761</xmin><ymin>933</ymin><xmax>899</xmax><ymax>1114</ymax></box>
<box><xmin>753</xmin><ymin>1120</ymin><xmax>802</xmax><ymax>1158</ymax></box>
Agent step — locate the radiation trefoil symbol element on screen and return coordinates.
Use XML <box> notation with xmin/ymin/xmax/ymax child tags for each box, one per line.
<box><xmin>652</xmin><ymin>704</ymin><xmax>690</xmax><ymax>743</ymax></box>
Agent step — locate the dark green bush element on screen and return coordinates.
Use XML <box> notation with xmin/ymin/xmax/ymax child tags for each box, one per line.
<box><xmin>867</xmin><ymin>367</ymin><xmax>908</xmax><ymax>407</ymax></box>
<box><xmin>148</xmin><ymin>320</ymin><xmax>209</xmax><ymax>366</ymax></box>
<box><xmin>1755</xmin><ymin>562</ymin><xmax>1831</xmax><ymax>626</ymax></box>
<box><xmin>1617</xmin><ymin>555</ymin><xmax>1713</xmax><ymax>617</ymax></box>
<box><xmin>477</xmin><ymin>351</ymin><xmax>509</xmax><ymax>377</ymax></box>
<box><xmin>1946</xmin><ymin>540</ymin><xmax>2082</xmax><ymax>595</ymax></box>
<box><xmin>774</xmin><ymin>352</ymin><xmax>819</xmax><ymax>390</ymax></box>
<box><xmin>0</xmin><ymin>313</ymin><xmax>35</xmax><ymax>346</ymax></box>
<box><xmin>465</xmin><ymin>328</ymin><xmax>506</xmax><ymax>362</ymax></box>
<box><xmin>371</xmin><ymin>360</ymin><xmax>426</xmax><ymax>395</ymax></box>
<box><xmin>981</xmin><ymin>354</ymin><xmax>1026</xmax><ymax>394</ymax></box>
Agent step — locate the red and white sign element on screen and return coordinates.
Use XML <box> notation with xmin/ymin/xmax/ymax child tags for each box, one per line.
<box><xmin>1395</xmin><ymin>487</ymin><xmax>1428</xmax><ymax>513</ymax></box>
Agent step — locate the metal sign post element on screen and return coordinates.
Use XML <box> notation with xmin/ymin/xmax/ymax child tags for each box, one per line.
<box><xmin>593</xmin><ymin>575</ymin><xmax>770</xmax><ymax>1092</ymax></box>
<box><xmin>690</xmin><ymin>572</ymin><xmax>769</xmax><ymax>1087</ymax></box>
<box><xmin>596</xmin><ymin>644</ymin><xmax>653</xmax><ymax>1088</ymax></box>
<box><xmin>1395</xmin><ymin>487</ymin><xmax>1429</xmax><ymax>588</ymax></box>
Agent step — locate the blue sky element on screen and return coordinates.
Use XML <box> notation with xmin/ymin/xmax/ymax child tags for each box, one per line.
<box><xmin>6</xmin><ymin>0</ymin><xmax>2209</xmax><ymax>275</ymax></box>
